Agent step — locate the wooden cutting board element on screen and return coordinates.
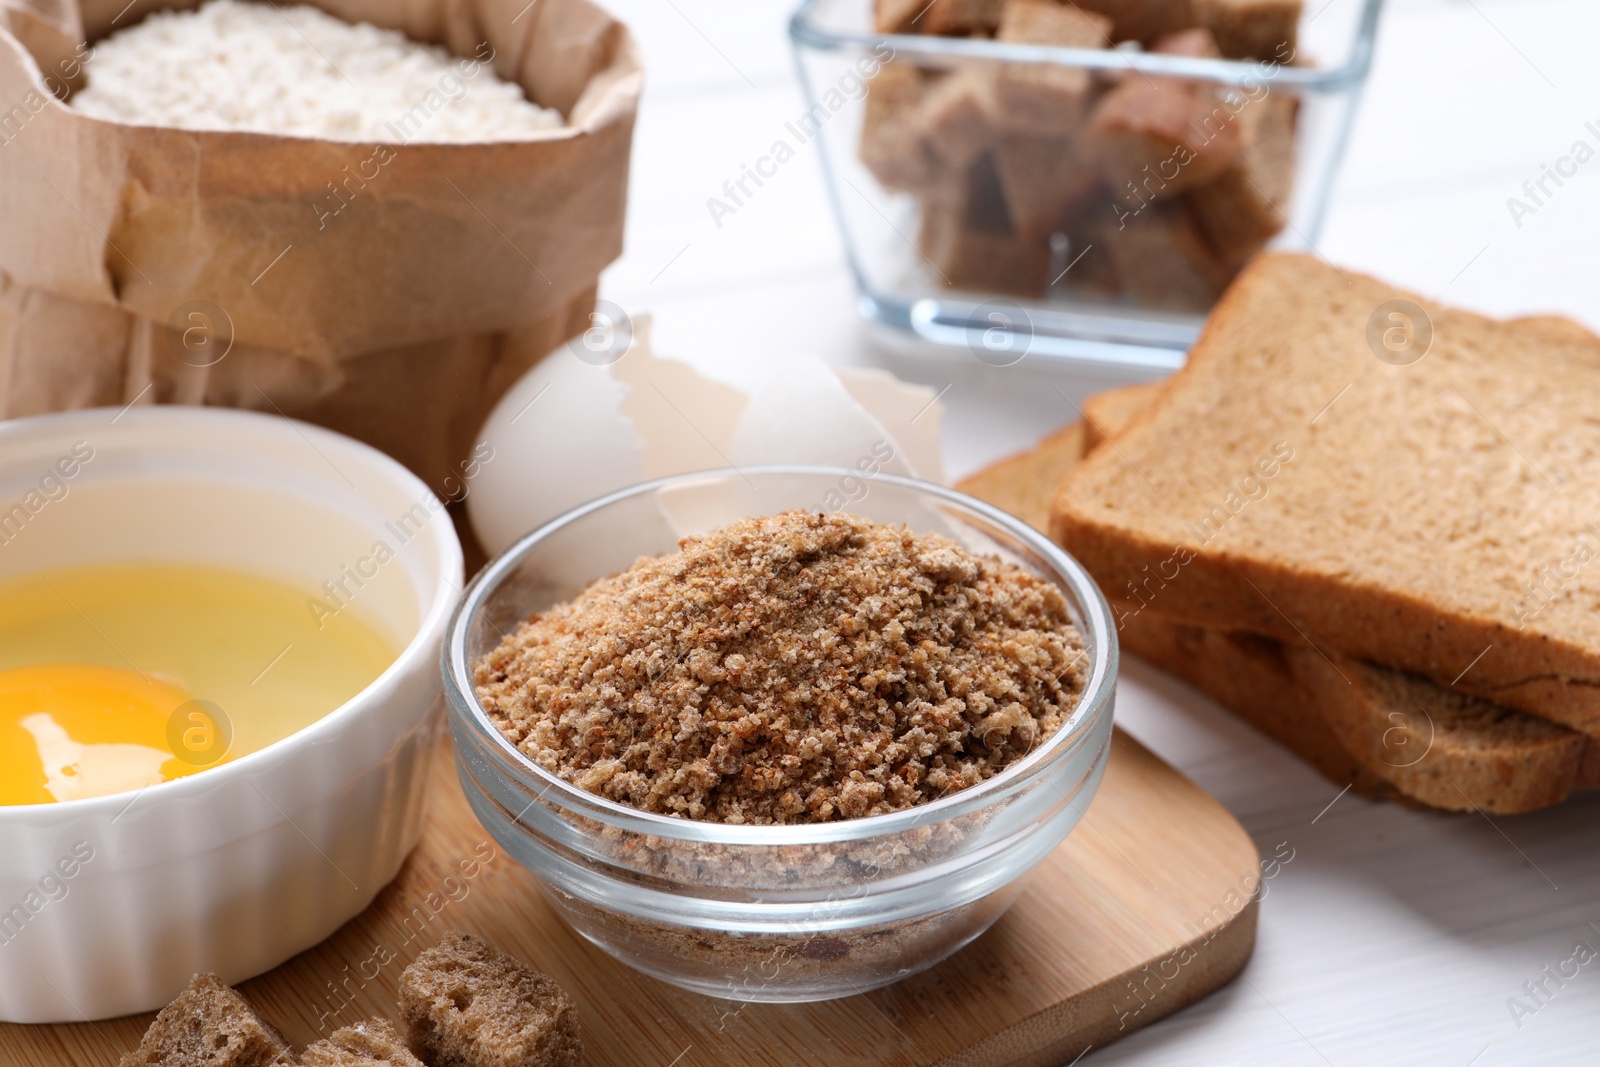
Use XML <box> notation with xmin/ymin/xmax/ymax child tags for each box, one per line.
<box><xmin>0</xmin><ymin>728</ymin><xmax>1260</xmax><ymax>1067</ymax></box>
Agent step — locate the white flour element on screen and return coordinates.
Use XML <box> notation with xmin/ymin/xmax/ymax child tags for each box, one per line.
<box><xmin>70</xmin><ymin>0</ymin><xmax>562</xmax><ymax>141</ymax></box>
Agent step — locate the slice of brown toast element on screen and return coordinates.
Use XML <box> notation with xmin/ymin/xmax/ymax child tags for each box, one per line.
<box><xmin>1118</xmin><ymin>609</ymin><xmax>1593</xmax><ymax>813</ymax></box>
<box><xmin>1081</xmin><ymin>380</ymin><xmax>1164</xmax><ymax>451</ymax></box>
<box><xmin>959</xmin><ymin>401</ymin><xmax>1598</xmax><ymax>812</ymax></box>
<box><xmin>957</xmin><ymin>422</ymin><xmax>1088</xmax><ymax>531</ymax></box>
<box><xmin>1110</xmin><ymin>610</ymin><xmax>1404</xmax><ymax>803</ymax></box>
<box><xmin>1085</xmin><ymin>372</ymin><xmax>1600</xmax><ymax>809</ymax></box>
<box><xmin>1049</xmin><ymin>252</ymin><xmax>1600</xmax><ymax>734</ymax></box>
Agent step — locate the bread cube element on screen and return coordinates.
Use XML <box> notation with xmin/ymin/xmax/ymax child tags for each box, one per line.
<box><xmin>1195</xmin><ymin>0</ymin><xmax>1302</xmax><ymax>59</ymax></box>
<box><xmin>921</xmin><ymin>203</ymin><xmax>1051</xmax><ymax>296</ymax></box>
<box><xmin>1086</xmin><ymin>30</ymin><xmax>1244</xmax><ymax>198</ymax></box>
<box><xmin>1051</xmin><ymin>196</ymin><xmax>1125</xmax><ymax>296</ymax></box>
<box><xmin>998</xmin><ymin>0</ymin><xmax>1114</xmax><ymax>45</ymax></box>
<box><xmin>1147</xmin><ymin>25</ymin><xmax>1224</xmax><ymax>58</ymax></box>
<box><xmin>118</xmin><ymin>974</ymin><xmax>293</xmax><ymax>1067</ymax></box>
<box><xmin>1187</xmin><ymin>88</ymin><xmax>1297</xmax><ymax>262</ymax></box>
<box><xmin>1070</xmin><ymin>0</ymin><xmax>1199</xmax><ymax>44</ymax></box>
<box><xmin>1088</xmin><ymin>84</ymin><xmax>1243</xmax><ymax>197</ymax></box>
<box><xmin>860</xmin><ymin>63</ymin><xmax>947</xmax><ymax>191</ymax></box>
<box><xmin>992</xmin><ymin>0</ymin><xmax>1113</xmax><ymax>135</ymax></box>
<box><xmin>1099</xmin><ymin>200</ymin><xmax>1234</xmax><ymax>311</ymax></box>
<box><xmin>922</xmin><ymin>0</ymin><xmax>1008</xmax><ymax>35</ymax></box>
<box><xmin>398</xmin><ymin>932</ymin><xmax>580</xmax><ymax>1067</ymax></box>
<box><xmin>992</xmin><ymin>134</ymin><xmax>1100</xmax><ymax>236</ymax></box>
<box><xmin>920</xmin><ymin>65</ymin><xmax>1004</xmax><ymax>169</ymax></box>
<box><xmin>301</xmin><ymin>1019</ymin><xmax>425</xmax><ymax>1067</ymax></box>
<box><xmin>919</xmin><ymin>155</ymin><xmax>1050</xmax><ymax>296</ymax></box>
<box><xmin>875</xmin><ymin>0</ymin><xmax>928</xmax><ymax>33</ymax></box>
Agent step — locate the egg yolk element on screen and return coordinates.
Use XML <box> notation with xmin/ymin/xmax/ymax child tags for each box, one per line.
<box><xmin>0</xmin><ymin>561</ymin><xmax>399</xmax><ymax>806</ymax></box>
<box><xmin>0</xmin><ymin>664</ymin><xmax>210</xmax><ymax>805</ymax></box>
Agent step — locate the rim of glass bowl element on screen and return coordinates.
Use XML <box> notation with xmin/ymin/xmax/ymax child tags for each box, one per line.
<box><xmin>789</xmin><ymin>0</ymin><xmax>1385</xmax><ymax>93</ymax></box>
<box><xmin>443</xmin><ymin>466</ymin><xmax>1118</xmax><ymax>848</ymax></box>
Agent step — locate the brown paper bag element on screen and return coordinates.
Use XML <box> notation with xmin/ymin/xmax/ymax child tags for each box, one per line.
<box><xmin>0</xmin><ymin>0</ymin><xmax>639</xmax><ymax>494</ymax></box>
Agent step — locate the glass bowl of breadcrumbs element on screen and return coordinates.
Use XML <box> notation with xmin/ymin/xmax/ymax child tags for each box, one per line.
<box><xmin>443</xmin><ymin>467</ymin><xmax>1117</xmax><ymax>1002</ymax></box>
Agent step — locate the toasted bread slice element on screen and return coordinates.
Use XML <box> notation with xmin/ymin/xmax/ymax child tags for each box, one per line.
<box><xmin>1085</xmin><ymin>369</ymin><xmax>1600</xmax><ymax>806</ymax></box>
<box><xmin>957</xmin><ymin>423</ymin><xmax>1088</xmax><ymax>531</ymax></box>
<box><xmin>1081</xmin><ymin>379</ymin><xmax>1164</xmax><ymax>451</ymax></box>
<box><xmin>959</xmin><ymin>398</ymin><xmax>1598</xmax><ymax>813</ymax></box>
<box><xmin>1118</xmin><ymin>609</ymin><xmax>1591</xmax><ymax>813</ymax></box>
<box><xmin>1050</xmin><ymin>253</ymin><xmax>1600</xmax><ymax>733</ymax></box>
<box><xmin>1110</xmin><ymin>610</ymin><xmax>1403</xmax><ymax>803</ymax></box>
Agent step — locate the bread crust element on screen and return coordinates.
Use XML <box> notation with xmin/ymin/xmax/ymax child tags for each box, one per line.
<box><xmin>1119</xmin><ymin>609</ymin><xmax>1589</xmax><ymax>814</ymax></box>
<box><xmin>957</xmin><ymin>423</ymin><xmax>1088</xmax><ymax>532</ymax></box>
<box><xmin>1116</xmin><ymin>609</ymin><xmax>1404</xmax><ymax>802</ymax></box>
<box><xmin>1081</xmin><ymin>380</ymin><xmax>1164</xmax><ymax>452</ymax></box>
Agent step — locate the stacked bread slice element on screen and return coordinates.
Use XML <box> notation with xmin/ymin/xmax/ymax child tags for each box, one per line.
<box><xmin>965</xmin><ymin>252</ymin><xmax>1600</xmax><ymax>812</ymax></box>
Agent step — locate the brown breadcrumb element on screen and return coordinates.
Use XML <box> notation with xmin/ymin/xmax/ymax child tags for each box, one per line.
<box><xmin>300</xmin><ymin>1018</ymin><xmax>425</xmax><ymax>1067</ymax></box>
<box><xmin>474</xmin><ymin>510</ymin><xmax>1087</xmax><ymax>825</ymax></box>
<box><xmin>399</xmin><ymin>932</ymin><xmax>580</xmax><ymax>1067</ymax></box>
<box><xmin>117</xmin><ymin>974</ymin><xmax>294</xmax><ymax>1067</ymax></box>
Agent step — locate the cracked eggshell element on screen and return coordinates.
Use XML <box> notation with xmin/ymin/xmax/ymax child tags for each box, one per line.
<box><xmin>612</xmin><ymin>331</ymin><xmax>746</xmax><ymax>478</ymax></box>
<box><xmin>728</xmin><ymin>361</ymin><xmax>921</xmax><ymax>476</ymax></box>
<box><xmin>469</xmin><ymin>331</ymin><xmax>952</xmax><ymax>556</ymax></box>
<box><xmin>467</xmin><ymin>343</ymin><xmax>647</xmax><ymax>557</ymax></box>
<box><xmin>834</xmin><ymin>368</ymin><xmax>945</xmax><ymax>485</ymax></box>
<box><xmin>468</xmin><ymin>322</ymin><xmax>747</xmax><ymax>556</ymax></box>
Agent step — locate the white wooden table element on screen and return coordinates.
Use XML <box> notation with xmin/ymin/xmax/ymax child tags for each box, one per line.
<box><xmin>596</xmin><ymin>1</ymin><xmax>1600</xmax><ymax>1062</ymax></box>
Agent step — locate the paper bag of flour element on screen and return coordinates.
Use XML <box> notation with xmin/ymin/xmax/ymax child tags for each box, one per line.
<box><xmin>0</xmin><ymin>0</ymin><xmax>640</xmax><ymax>494</ymax></box>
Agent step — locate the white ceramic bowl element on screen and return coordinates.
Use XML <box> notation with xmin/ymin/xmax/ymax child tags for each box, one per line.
<box><xmin>0</xmin><ymin>407</ymin><xmax>462</xmax><ymax>1023</ymax></box>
